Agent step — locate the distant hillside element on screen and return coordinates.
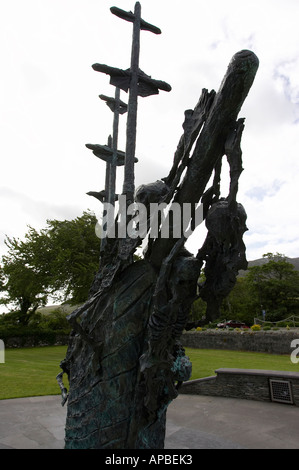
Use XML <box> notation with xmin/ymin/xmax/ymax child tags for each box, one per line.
<box><xmin>37</xmin><ymin>303</ymin><xmax>81</xmax><ymax>315</ymax></box>
<box><xmin>239</xmin><ymin>257</ymin><xmax>299</xmax><ymax>276</ymax></box>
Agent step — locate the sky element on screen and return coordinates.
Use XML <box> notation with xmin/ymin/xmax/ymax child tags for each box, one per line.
<box><xmin>1</xmin><ymin>0</ymin><xmax>299</xmax><ymax>263</ymax></box>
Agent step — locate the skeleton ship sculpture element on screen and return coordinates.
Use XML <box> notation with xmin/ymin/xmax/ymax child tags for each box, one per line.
<box><xmin>57</xmin><ymin>2</ymin><xmax>259</xmax><ymax>449</ymax></box>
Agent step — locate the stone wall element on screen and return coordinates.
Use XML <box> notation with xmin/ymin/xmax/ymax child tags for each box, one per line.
<box><xmin>180</xmin><ymin>368</ymin><xmax>299</xmax><ymax>406</ymax></box>
<box><xmin>181</xmin><ymin>329</ymin><xmax>299</xmax><ymax>355</ymax></box>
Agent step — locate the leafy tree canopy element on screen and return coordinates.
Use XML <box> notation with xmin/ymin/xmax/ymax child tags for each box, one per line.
<box><xmin>0</xmin><ymin>211</ymin><xmax>101</xmax><ymax>323</ymax></box>
<box><xmin>222</xmin><ymin>252</ymin><xmax>299</xmax><ymax>324</ymax></box>
<box><xmin>189</xmin><ymin>253</ymin><xmax>299</xmax><ymax>326</ymax></box>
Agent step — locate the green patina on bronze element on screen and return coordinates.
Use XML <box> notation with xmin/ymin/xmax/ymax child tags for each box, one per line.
<box><xmin>57</xmin><ymin>2</ymin><xmax>259</xmax><ymax>449</ymax></box>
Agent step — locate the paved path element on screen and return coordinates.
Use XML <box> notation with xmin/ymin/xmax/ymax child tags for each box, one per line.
<box><xmin>0</xmin><ymin>394</ymin><xmax>299</xmax><ymax>449</ymax></box>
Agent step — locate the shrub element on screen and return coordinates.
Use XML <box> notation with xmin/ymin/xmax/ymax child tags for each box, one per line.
<box><xmin>40</xmin><ymin>309</ymin><xmax>70</xmax><ymax>331</ymax></box>
<box><xmin>251</xmin><ymin>324</ymin><xmax>261</xmax><ymax>331</ymax></box>
<box><xmin>204</xmin><ymin>322</ymin><xmax>219</xmax><ymax>329</ymax></box>
<box><xmin>0</xmin><ymin>309</ymin><xmax>71</xmax><ymax>348</ymax></box>
<box><xmin>0</xmin><ymin>326</ymin><xmax>69</xmax><ymax>347</ymax></box>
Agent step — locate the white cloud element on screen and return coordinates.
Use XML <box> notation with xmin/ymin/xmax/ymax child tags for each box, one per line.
<box><xmin>245</xmin><ymin>180</ymin><xmax>286</xmax><ymax>201</ymax></box>
<box><xmin>1</xmin><ymin>0</ymin><xmax>299</xmax><ymax>264</ymax></box>
<box><xmin>0</xmin><ymin>187</ymin><xmax>90</xmax><ymax>254</ymax></box>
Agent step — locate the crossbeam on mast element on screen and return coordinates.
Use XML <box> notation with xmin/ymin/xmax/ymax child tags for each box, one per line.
<box><xmin>110</xmin><ymin>5</ymin><xmax>161</xmax><ymax>34</ymax></box>
<box><xmin>92</xmin><ymin>63</ymin><xmax>171</xmax><ymax>96</ymax></box>
<box><xmin>99</xmin><ymin>93</ymin><xmax>128</xmax><ymax>114</ymax></box>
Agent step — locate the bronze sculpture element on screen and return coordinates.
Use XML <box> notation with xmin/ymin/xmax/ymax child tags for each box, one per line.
<box><xmin>57</xmin><ymin>2</ymin><xmax>259</xmax><ymax>449</ymax></box>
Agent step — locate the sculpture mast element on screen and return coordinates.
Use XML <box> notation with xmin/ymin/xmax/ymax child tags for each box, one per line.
<box><xmin>119</xmin><ymin>1</ymin><xmax>142</xmax><ymax>206</ymax></box>
<box><xmin>92</xmin><ymin>3</ymin><xmax>171</xmax><ymax>208</ymax></box>
<box><xmin>86</xmin><ymin>88</ymin><xmax>127</xmax><ymax>250</ymax></box>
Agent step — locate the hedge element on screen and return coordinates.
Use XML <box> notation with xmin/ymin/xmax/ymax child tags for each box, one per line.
<box><xmin>0</xmin><ymin>326</ymin><xmax>70</xmax><ymax>348</ymax></box>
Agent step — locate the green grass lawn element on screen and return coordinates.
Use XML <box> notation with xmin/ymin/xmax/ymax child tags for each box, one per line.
<box><xmin>0</xmin><ymin>346</ymin><xmax>67</xmax><ymax>400</ymax></box>
<box><xmin>0</xmin><ymin>345</ymin><xmax>298</xmax><ymax>400</ymax></box>
<box><xmin>185</xmin><ymin>347</ymin><xmax>299</xmax><ymax>380</ymax></box>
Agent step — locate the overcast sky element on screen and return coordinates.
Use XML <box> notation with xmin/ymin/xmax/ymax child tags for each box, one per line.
<box><xmin>1</xmin><ymin>0</ymin><xmax>299</xmax><ymax>263</ymax></box>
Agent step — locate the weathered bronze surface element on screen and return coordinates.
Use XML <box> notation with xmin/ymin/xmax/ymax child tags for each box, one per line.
<box><xmin>58</xmin><ymin>2</ymin><xmax>259</xmax><ymax>449</ymax></box>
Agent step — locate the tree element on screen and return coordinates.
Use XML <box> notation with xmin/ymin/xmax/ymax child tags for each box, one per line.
<box><xmin>188</xmin><ymin>297</ymin><xmax>207</xmax><ymax>326</ymax></box>
<box><xmin>0</xmin><ymin>234</ymin><xmax>52</xmax><ymax>324</ymax></box>
<box><xmin>244</xmin><ymin>253</ymin><xmax>299</xmax><ymax>321</ymax></box>
<box><xmin>44</xmin><ymin>211</ymin><xmax>101</xmax><ymax>304</ymax></box>
<box><xmin>0</xmin><ymin>211</ymin><xmax>101</xmax><ymax>323</ymax></box>
<box><xmin>221</xmin><ymin>276</ymin><xmax>256</xmax><ymax>325</ymax></box>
